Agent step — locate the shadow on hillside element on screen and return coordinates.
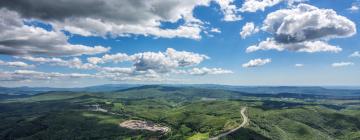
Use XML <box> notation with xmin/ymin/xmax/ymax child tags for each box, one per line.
<box><xmin>0</xmin><ymin>101</ymin><xmax>163</xmax><ymax>140</ymax></box>
<box><xmin>222</xmin><ymin>128</ymin><xmax>270</xmax><ymax>140</ymax></box>
<box><xmin>1</xmin><ymin>110</ymin><xmax>163</xmax><ymax>140</ymax></box>
<box><xmin>259</xmin><ymin>100</ymin><xmax>305</xmax><ymax>110</ymax></box>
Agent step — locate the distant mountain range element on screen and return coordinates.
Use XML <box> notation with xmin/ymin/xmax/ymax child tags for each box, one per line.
<box><xmin>0</xmin><ymin>84</ymin><xmax>139</xmax><ymax>95</ymax></box>
<box><xmin>184</xmin><ymin>84</ymin><xmax>360</xmax><ymax>96</ymax></box>
<box><xmin>1</xmin><ymin>84</ymin><xmax>360</xmax><ymax>97</ymax></box>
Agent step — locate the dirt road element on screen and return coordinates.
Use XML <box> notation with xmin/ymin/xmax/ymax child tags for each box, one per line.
<box><xmin>209</xmin><ymin>107</ymin><xmax>248</xmax><ymax>140</ymax></box>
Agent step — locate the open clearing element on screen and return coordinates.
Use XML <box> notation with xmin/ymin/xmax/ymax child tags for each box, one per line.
<box><xmin>119</xmin><ymin>120</ymin><xmax>170</xmax><ymax>133</ymax></box>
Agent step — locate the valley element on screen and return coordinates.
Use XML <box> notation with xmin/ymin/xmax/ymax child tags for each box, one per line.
<box><xmin>0</xmin><ymin>85</ymin><xmax>359</xmax><ymax>140</ymax></box>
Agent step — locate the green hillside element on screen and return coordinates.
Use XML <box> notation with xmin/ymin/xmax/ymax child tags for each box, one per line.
<box><xmin>0</xmin><ymin>86</ymin><xmax>359</xmax><ymax>140</ymax></box>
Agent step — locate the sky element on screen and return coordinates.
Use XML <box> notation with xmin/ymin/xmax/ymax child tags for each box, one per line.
<box><xmin>0</xmin><ymin>0</ymin><xmax>359</xmax><ymax>87</ymax></box>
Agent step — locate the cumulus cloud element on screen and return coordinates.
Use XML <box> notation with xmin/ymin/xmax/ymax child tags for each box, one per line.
<box><xmin>350</xmin><ymin>51</ymin><xmax>360</xmax><ymax>57</ymax></box>
<box><xmin>0</xmin><ymin>0</ymin><xmax>211</xmax><ymax>39</ymax></box>
<box><xmin>246</xmin><ymin>38</ymin><xmax>342</xmax><ymax>53</ymax></box>
<box><xmin>100</xmin><ymin>67</ymin><xmax>134</xmax><ymax>75</ymax></box>
<box><xmin>176</xmin><ymin>67</ymin><xmax>233</xmax><ymax>75</ymax></box>
<box><xmin>17</xmin><ymin>48</ymin><xmax>231</xmax><ymax>81</ymax></box>
<box><xmin>165</xmin><ymin>48</ymin><xmax>210</xmax><ymax>67</ymax></box>
<box><xmin>247</xmin><ymin>4</ymin><xmax>356</xmax><ymax>53</ymax></box>
<box><xmin>98</xmin><ymin>69</ymin><xmax>165</xmax><ymax>82</ymax></box>
<box><xmin>210</xmin><ymin>28</ymin><xmax>221</xmax><ymax>33</ymax></box>
<box><xmin>348</xmin><ymin>5</ymin><xmax>359</xmax><ymax>12</ymax></box>
<box><xmin>0</xmin><ymin>60</ymin><xmax>34</xmax><ymax>68</ymax></box>
<box><xmin>246</xmin><ymin>38</ymin><xmax>282</xmax><ymax>53</ymax></box>
<box><xmin>214</xmin><ymin>0</ymin><xmax>242</xmax><ymax>21</ymax></box>
<box><xmin>0</xmin><ymin>70</ymin><xmax>94</xmax><ymax>81</ymax></box>
<box><xmin>242</xmin><ymin>58</ymin><xmax>271</xmax><ymax>68</ymax></box>
<box><xmin>131</xmin><ymin>51</ymin><xmax>179</xmax><ymax>73</ymax></box>
<box><xmin>240</xmin><ymin>0</ymin><xmax>283</xmax><ymax>12</ymax></box>
<box><xmin>240</xmin><ymin>22</ymin><xmax>259</xmax><ymax>39</ymax></box>
<box><xmin>188</xmin><ymin>67</ymin><xmax>233</xmax><ymax>75</ymax></box>
<box><xmin>20</xmin><ymin>56</ymin><xmax>64</xmax><ymax>63</ymax></box>
<box><xmin>87</xmin><ymin>53</ymin><xmax>130</xmax><ymax>64</ymax></box>
<box><xmin>332</xmin><ymin>62</ymin><xmax>355</xmax><ymax>68</ymax></box>
<box><xmin>21</xmin><ymin>56</ymin><xmax>97</xmax><ymax>70</ymax></box>
<box><xmin>204</xmin><ymin>28</ymin><xmax>221</xmax><ymax>37</ymax></box>
<box><xmin>23</xmin><ymin>48</ymin><xmax>210</xmax><ymax>73</ymax></box>
<box><xmin>87</xmin><ymin>48</ymin><xmax>210</xmax><ymax>72</ymax></box>
<box><xmin>0</xmin><ymin>9</ymin><xmax>109</xmax><ymax>56</ymax></box>
<box><xmin>121</xmin><ymin>48</ymin><xmax>210</xmax><ymax>73</ymax></box>
<box><xmin>240</xmin><ymin>0</ymin><xmax>306</xmax><ymax>13</ymax></box>
<box><xmin>59</xmin><ymin>58</ymin><xmax>97</xmax><ymax>70</ymax></box>
<box><xmin>348</xmin><ymin>2</ymin><xmax>360</xmax><ymax>12</ymax></box>
<box><xmin>262</xmin><ymin>4</ymin><xmax>356</xmax><ymax>43</ymax></box>
<box><xmin>90</xmin><ymin>48</ymin><xmax>225</xmax><ymax>81</ymax></box>
<box><xmin>0</xmin><ymin>0</ymin><xmax>245</xmax><ymax>40</ymax></box>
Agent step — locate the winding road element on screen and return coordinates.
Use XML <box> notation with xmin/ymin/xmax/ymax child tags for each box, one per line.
<box><xmin>91</xmin><ymin>104</ymin><xmax>249</xmax><ymax>139</ymax></box>
<box><xmin>209</xmin><ymin>107</ymin><xmax>248</xmax><ymax>140</ymax></box>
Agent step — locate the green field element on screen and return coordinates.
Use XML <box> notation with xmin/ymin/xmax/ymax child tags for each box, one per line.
<box><xmin>0</xmin><ymin>86</ymin><xmax>359</xmax><ymax>140</ymax></box>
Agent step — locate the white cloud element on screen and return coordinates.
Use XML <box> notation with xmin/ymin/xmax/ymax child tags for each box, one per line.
<box><xmin>0</xmin><ymin>9</ymin><xmax>110</xmax><ymax>56</ymax></box>
<box><xmin>18</xmin><ymin>48</ymin><xmax>231</xmax><ymax>81</ymax></box>
<box><xmin>239</xmin><ymin>0</ymin><xmax>306</xmax><ymax>13</ymax></box>
<box><xmin>90</xmin><ymin>48</ymin><xmax>228</xmax><ymax>80</ymax></box>
<box><xmin>246</xmin><ymin>38</ymin><xmax>283</xmax><ymax>53</ymax></box>
<box><xmin>287</xmin><ymin>0</ymin><xmax>307</xmax><ymax>6</ymax></box>
<box><xmin>240</xmin><ymin>0</ymin><xmax>283</xmax><ymax>12</ymax></box>
<box><xmin>132</xmin><ymin>51</ymin><xmax>179</xmax><ymax>73</ymax></box>
<box><xmin>214</xmin><ymin>0</ymin><xmax>242</xmax><ymax>21</ymax></box>
<box><xmin>0</xmin><ymin>0</ymin><xmax>214</xmax><ymax>40</ymax></box>
<box><xmin>295</xmin><ymin>41</ymin><xmax>342</xmax><ymax>53</ymax></box>
<box><xmin>100</xmin><ymin>67</ymin><xmax>134</xmax><ymax>74</ymax></box>
<box><xmin>19</xmin><ymin>56</ymin><xmax>63</xmax><ymax>63</ymax></box>
<box><xmin>23</xmin><ymin>48</ymin><xmax>210</xmax><ymax>73</ymax></box>
<box><xmin>0</xmin><ymin>0</ymin><xmax>246</xmax><ymax>40</ymax></box>
<box><xmin>348</xmin><ymin>2</ymin><xmax>360</xmax><ymax>12</ymax></box>
<box><xmin>204</xmin><ymin>28</ymin><xmax>221</xmax><ymax>37</ymax></box>
<box><xmin>262</xmin><ymin>4</ymin><xmax>356</xmax><ymax>42</ymax></box>
<box><xmin>246</xmin><ymin>38</ymin><xmax>342</xmax><ymax>53</ymax></box>
<box><xmin>87</xmin><ymin>57</ymin><xmax>104</xmax><ymax>65</ymax></box>
<box><xmin>87</xmin><ymin>48</ymin><xmax>210</xmax><ymax>72</ymax></box>
<box><xmin>87</xmin><ymin>53</ymin><xmax>130</xmax><ymax>64</ymax></box>
<box><xmin>210</xmin><ymin>28</ymin><xmax>221</xmax><ymax>33</ymax></box>
<box><xmin>348</xmin><ymin>5</ymin><xmax>359</xmax><ymax>12</ymax></box>
<box><xmin>294</xmin><ymin>63</ymin><xmax>304</xmax><ymax>67</ymax></box>
<box><xmin>98</xmin><ymin>69</ymin><xmax>165</xmax><ymax>82</ymax></box>
<box><xmin>240</xmin><ymin>22</ymin><xmax>259</xmax><ymax>39</ymax></box>
<box><xmin>176</xmin><ymin>67</ymin><xmax>233</xmax><ymax>75</ymax></box>
<box><xmin>0</xmin><ymin>60</ymin><xmax>34</xmax><ymax>68</ymax></box>
<box><xmin>165</xmin><ymin>48</ymin><xmax>210</xmax><ymax>67</ymax></box>
<box><xmin>64</xmin><ymin>58</ymin><xmax>98</xmax><ymax>70</ymax></box>
<box><xmin>332</xmin><ymin>62</ymin><xmax>354</xmax><ymax>67</ymax></box>
<box><xmin>247</xmin><ymin>4</ymin><xmax>356</xmax><ymax>53</ymax></box>
<box><xmin>21</xmin><ymin>56</ymin><xmax>97</xmax><ymax>70</ymax></box>
<box><xmin>242</xmin><ymin>58</ymin><xmax>271</xmax><ymax>68</ymax></box>
<box><xmin>350</xmin><ymin>51</ymin><xmax>360</xmax><ymax>57</ymax></box>
<box><xmin>0</xmin><ymin>70</ymin><xmax>94</xmax><ymax>81</ymax></box>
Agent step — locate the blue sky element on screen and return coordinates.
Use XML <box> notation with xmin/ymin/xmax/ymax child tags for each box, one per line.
<box><xmin>0</xmin><ymin>0</ymin><xmax>359</xmax><ymax>87</ymax></box>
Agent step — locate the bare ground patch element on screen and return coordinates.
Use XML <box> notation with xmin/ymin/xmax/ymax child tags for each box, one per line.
<box><xmin>119</xmin><ymin>120</ymin><xmax>170</xmax><ymax>133</ymax></box>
